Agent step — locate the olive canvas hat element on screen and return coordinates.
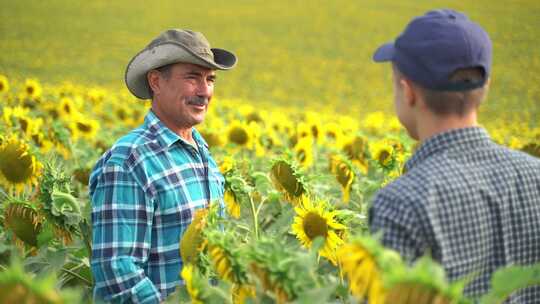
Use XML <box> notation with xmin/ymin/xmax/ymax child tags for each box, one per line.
<box><xmin>125</xmin><ymin>29</ymin><xmax>237</xmax><ymax>99</ymax></box>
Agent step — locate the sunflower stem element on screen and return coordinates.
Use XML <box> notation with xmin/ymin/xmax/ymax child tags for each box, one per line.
<box><xmin>248</xmin><ymin>195</ymin><xmax>259</xmax><ymax>240</ymax></box>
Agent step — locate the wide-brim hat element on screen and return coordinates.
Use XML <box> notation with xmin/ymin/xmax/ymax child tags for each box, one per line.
<box><xmin>125</xmin><ymin>29</ymin><xmax>237</xmax><ymax>99</ymax></box>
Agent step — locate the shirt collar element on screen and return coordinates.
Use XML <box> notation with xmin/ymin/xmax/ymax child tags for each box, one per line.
<box><xmin>405</xmin><ymin>126</ymin><xmax>492</xmax><ymax>171</ymax></box>
<box><xmin>143</xmin><ymin>110</ymin><xmax>209</xmax><ymax>149</ymax></box>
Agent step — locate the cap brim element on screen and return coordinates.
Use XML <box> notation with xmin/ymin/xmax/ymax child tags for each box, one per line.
<box><xmin>373</xmin><ymin>42</ymin><xmax>395</xmax><ymax>62</ymax></box>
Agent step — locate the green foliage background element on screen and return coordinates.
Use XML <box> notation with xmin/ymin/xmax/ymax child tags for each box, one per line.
<box><xmin>1</xmin><ymin>0</ymin><xmax>539</xmax><ymax>119</ymax></box>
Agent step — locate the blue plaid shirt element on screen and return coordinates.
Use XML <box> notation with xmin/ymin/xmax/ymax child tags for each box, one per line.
<box><xmin>369</xmin><ymin>127</ymin><xmax>540</xmax><ymax>301</ymax></box>
<box><xmin>90</xmin><ymin>110</ymin><xmax>225</xmax><ymax>303</ymax></box>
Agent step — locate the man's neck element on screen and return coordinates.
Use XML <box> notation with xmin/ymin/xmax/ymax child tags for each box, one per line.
<box><xmin>416</xmin><ymin>111</ymin><xmax>478</xmax><ymax>142</ymax></box>
<box><xmin>178</xmin><ymin>128</ymin><xmax>195</xmax><ymax>144</ymax></box>
<box><xmin>150</xmin><ymin>108</ymin><xmax>195</xmax><ymax>144</ymax></box>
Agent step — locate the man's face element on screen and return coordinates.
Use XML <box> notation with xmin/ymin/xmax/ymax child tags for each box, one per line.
<box><xmin>152</xmin><ymin>63</ymin><xmax>215</xmax><ymax>130</ymax></box>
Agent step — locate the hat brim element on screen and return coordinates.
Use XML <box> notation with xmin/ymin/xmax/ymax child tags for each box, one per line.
<box><xmin>125</xmin><ymin>42</ymin><xmax>237</xmax><ymax>99</ymax></box>
<box><xmin>373</xmin><ymin>42</ymin><xmax>395</xmax><ymax>62</ymax></box>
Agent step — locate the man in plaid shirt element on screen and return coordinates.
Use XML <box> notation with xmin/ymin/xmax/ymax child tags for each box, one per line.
<box><xmin>90</xmin><ymin>29</ymin><xmax>236</xmax><ymax>303</ymax></box>
<box><xmin>369</xmin><ymin>9</ymin><xmax>540</xmax><ymax>301</ymax></box>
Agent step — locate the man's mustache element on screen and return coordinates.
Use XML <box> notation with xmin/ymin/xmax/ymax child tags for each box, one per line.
<box><xmin>187</xmin><ymin>96</ymin><xmax>208</xmax><ymax>106</ymax></box>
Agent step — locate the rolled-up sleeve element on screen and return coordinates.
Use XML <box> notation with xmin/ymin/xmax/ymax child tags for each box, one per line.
<box><xmin>91</xmin><ymin>163</ymin><xmax>160</xmax><ymax>304</ymax></box>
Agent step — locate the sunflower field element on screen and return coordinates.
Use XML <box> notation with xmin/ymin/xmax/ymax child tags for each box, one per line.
<box><xmin>1</xmin><ymin>0</ymin><xmax>540</xmax><ymax>303</ymax></box>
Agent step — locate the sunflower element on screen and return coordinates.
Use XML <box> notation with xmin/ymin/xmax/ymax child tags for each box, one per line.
<box><xmin>224</xmin><ymin>190</ymin><xmax>241</xmax><ymax>219</ymax></box>
<box><xmin>521</xmin><ymin>142</ymin><xmax>540</xmax><ymax>158</ymax></box>
<box><xmin>57</xmin><ymin>97</ymin><xmax>78</xmax><ymax>120</ymax></box>
<box><xmin>1</xmin><ymin>106</ymin><xmax>37</xmax><ymax>136</ymax></box>
<box><xmin>384</xmin><ymin>256</ymin><xmax>462</xmax><ymax>304</ymax></box>
<box><xmin>23</xmin><ymin>78</ymin><xmax>42</xmax><ymax>100</ymax></box>
<box><xmin>180</xmin><ymin>208</ymin><xmax>209</xmax><ymax>265</ymax></box>
<box><xmin>338</xmin><ymin>241</ymin><xmax>386</xmax><ymax>303</ymax></box>
<box><xmin>296</xmin><ymin>122</ymin><xmax>312</xmax><ymax>140</ymax></box>
<box><xmin>0</xmin><ymin>135</ymin><xmax>42</xmax><ymax>193</ymax></box>
<box><xmin>250</xmin><ymin>263</ymin><xmax>289</xmax><ymax>303</ymax></box>
<box><xmin>207</xmin><ymin>230</ymin><xmax>249</xmax><ymax>284</ymax></box>
<box><xmin>181</xmin><ymin>264</ymin><xmax>205</xmax><ymax>304</ymax></box>
<box><xmin>269</xmin><ymin>159</ymin><xmax>308</xmax><ymax>205</ymax></box>
<box><xmin>198</xmin><ymin>129</ymin><xmax>224</xmax><ymax>147</ymax></box>
<box><xmin>3</xmin><ymin>199</ymin><xmax>42</xmax><ymax>247</ymax></box>
<box><xmin>329</xmin><ymin>155</ymin><xmax>355</xmax><ymax>203</ymax></box>
<box><xmin>218</xmin><ymin>156</ymin><xmax>235</xmax><ymax>174</ymax></box>
<box><xmin>69</xmin><ymin>114</ymin><xmax>100</xmax><ymax>141</ymax></box>
<box><xmin>232</xmin><ymin>284</ymin><xmax>256</xmax><ymax>304</ymax></box>
<box><xmin>208</xmin><ymin>244</ymin><xmax>236</xmax><ymax>282</ymax></box>
<box><xmin>322</xmin><ymin>121</ymin><xmax>345</xmax><ymax>147</ymax></box>
<box><xmin>0</xmin><ymin>74</ymin><xmax>9</xmax><ymax>94</ymax></box>
<box><xmin>370</xmin><ymin>140</ymin><xmax>395</xmax><ymax>169</ymax></box>
<box><xmin>294</xmin><ymin>136</ymin><xmax>314</xmax><ymax>168</ymax></box>
<box><xmin>342</xmin><ymin>135</ymin><xmax>369</xmax><ymax>174</ymax></box>
<box><xmin>291</xmin><ymin>197</ymin><xmax>347</xmax><ymax>265</ymax></box>
<box><xmin>31</xmin><ymin>132</ymin><xmax>54</xmax><ymax>154</ymax></box>
<box><xmin>362</xmin><ymin>111</ymin><xmax>386</xmax><ymax>135</ymax></box>
<box><xmin>226</xmin><ymin>120</ymin><xmax>253</xmax><ymax>148</ymax></box>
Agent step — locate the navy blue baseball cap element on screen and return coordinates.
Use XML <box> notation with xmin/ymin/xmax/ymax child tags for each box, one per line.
<box><xmin>373</xmin><ymin>9</ymin><xmax>492</xmax><ymax>91</ymax></box>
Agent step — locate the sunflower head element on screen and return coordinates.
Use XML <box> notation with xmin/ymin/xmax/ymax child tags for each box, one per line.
<box><xmin>342</xmin><ymin>135</ymin><xmax>369</xmax><ymax>174</ymax></box>
<box><xmin>69</xmin><ymin>114</ymin><xmax>100</xmax><ymax>141</ymax></box>
<box><xmin>292</xmin><ymin>197</ymin><xmax>347</xmax><ymax>265</ymax></box>
<box><xmin>521</xmin><ymin>142</ymin><xmax>540</xmax><ymax>158</ymax></box>
<box><xmin>0</xmin><ymin>135</ymin><xmax>42</xmax><ymax>193</ymax></box>
<box><xmin>224</xmin><ymin>190</ymin><xmax>241</xmax><ymax>219</ymax></box>
<box><xmin>294</xmin><ymin>137</ymin><xmax>314</xmax><ymax>168</ymax></box>
<box><xmin>370</xmin><ymin>139</ymin><xmax>396</xmax><ymax>170</ymax></box>
<box><xmin>227</xmin><ymin>120</ymin><xmax>253</xmax><ymax>148</ymax></box>
<box><xmin>0</xmin><ymin>258</ymin><xmax>81</xmax><ymax>303</ymax></box>
<box><xmin>180</xmin><ymin>208</ymin><xmax>209</xmax><ymax>265</ymax></box>
<box><xmin>206</xmin><ymin>229</ymin><xmax>248</xmax><ymax>285</ymax></box>
<box><xmin>384</xmin><ymin>256</ymin><xmax>466</xmax><ymax>304</ymax></box>
<box><xmin>269</xmin><ymin>159</ymin><xmax>308</xmax><ymax>204</ymax></box>
<box><xmin>58</xmin><ymin>97</ymin><xmax>78</xmax><ymax>119</ymax></box>
<box><xmin>3</xmin><ymin>198</ymin><xmax>42</xmax><ymax>247</ymax></box>
<box><xmin>181</xmin><ymin>264</ymin><xmax>206</xmax><ymax>304</ymax></box>
<box><xmin>218</xmin><ymin>156</ymin><xmax>235</xmax><ymax>174</ymax></box>
<box><xmin>23</xmin><ymin>78</ymin><xmax>42</xmax><ymax>100</ymax></box>
<box><xmin>199</xmin><ymin>130</ymin><xmax>223</xmax><ymax>147</ymax></box>
<box><xmin>337</xmin><ymin>235</ymin><xmax>400</xmax><ymax>303</ymax></box>
<box><xmin>0</xmin><ymin>74</ymin><xmax>9</xmax><ymax>93</ymax></box>
<box><xmin>247</xmin><ymin>237</ymin><xmax>320</xmax><ymax>303</ymax></box>
<box><xmin>329</xmin><ymin>155</ymin><xmax>356</xmax><ymax>203</ymax></box>
<box><xmin>232</xmin><ymin>284</ymin><xmax>256</xmax><ymax>304</ymax></box>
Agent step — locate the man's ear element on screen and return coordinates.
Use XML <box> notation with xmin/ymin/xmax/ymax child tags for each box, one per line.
<box><xmin>400</xmin><ymin>78</ymin><xmax>417</xmax><ymax>108</ymax></box>
<box><xmin>147</xmin><ymin>70</ymin><xmax>160</xmax><ymax>95</ymax></box>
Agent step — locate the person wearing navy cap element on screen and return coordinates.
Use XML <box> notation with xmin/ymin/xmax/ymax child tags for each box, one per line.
<box><xmin>369</xmin><ymin>9</ymin><xmax>540</xmax><ymax>301</ymax></box>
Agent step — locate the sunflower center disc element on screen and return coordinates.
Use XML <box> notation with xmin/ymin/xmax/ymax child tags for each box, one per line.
<box><xmin>229</xmin><ymin>127</ymin><xmax>248</xmax><ymax>145</ymax></box>
<box><xmin>303</xmin><ymin>212</ymin><xmax>328</xmax><ymax>240</ymax></box>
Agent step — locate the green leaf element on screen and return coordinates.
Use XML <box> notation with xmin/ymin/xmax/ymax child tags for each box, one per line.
<box><xmin>36</xmin><ymin>222</ymin><xmax>55</xmax><ymax>248</ymax></box>
<box><xmin>480</xmin><ymin>264</ymin><xmax>540</xmax><ymax>304</ymax></box>
<box><xmin>294</xmin><ymin>282</ymin><xmax>337</xmax><ymax>304</ymax></box>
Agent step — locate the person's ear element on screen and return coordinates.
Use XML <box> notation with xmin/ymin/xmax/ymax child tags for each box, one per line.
<box><xmin>147</xmin><ymin>70</ymin><xmax>161</xmax><ymax>95</ymax></box>
<box><xmin>400</xmin><ymin>78</ymin><xmax>417</xmax><ymax>108</ymax></box>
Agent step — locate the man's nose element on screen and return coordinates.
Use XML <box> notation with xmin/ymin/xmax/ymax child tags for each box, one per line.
<box><xmin>196</xmin><ymin>80</ymin><xmax>213</xmax><ymax>98</ymax></box>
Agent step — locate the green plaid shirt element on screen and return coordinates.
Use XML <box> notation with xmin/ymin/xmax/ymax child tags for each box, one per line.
<box><xmin>90</xmin><ymin>110</ymin><xmax>225</xmax><ymax>303</ymax></box>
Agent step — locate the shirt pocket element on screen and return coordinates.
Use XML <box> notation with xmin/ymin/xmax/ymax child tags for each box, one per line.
<box><xmin>153</xmin><ymin>167</ymin><xmax>206</xmax><ymax>215</ymax></box>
